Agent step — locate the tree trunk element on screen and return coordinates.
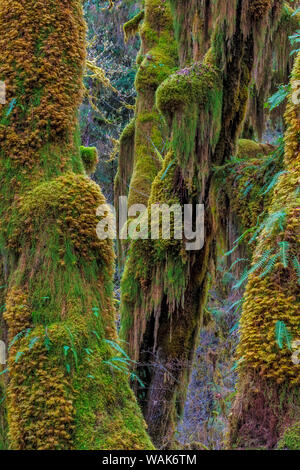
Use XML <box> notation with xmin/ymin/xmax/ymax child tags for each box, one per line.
<box><xmin>0</xmin><ymin>0</ymin><xmax>153</xmax><ymax>450</ymax></box>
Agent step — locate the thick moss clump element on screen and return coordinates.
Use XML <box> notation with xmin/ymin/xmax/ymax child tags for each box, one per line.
<box><xmin>123</xmin><ymin>10</ymin><xmax>145</xmax><ymax>42</ymax></box>
<box><xmin>157</xmin><ymin>63</ymin><xmax>221</xmax><ymax>118</ymax></box>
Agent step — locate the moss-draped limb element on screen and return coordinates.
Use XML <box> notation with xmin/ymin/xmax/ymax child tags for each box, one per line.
<box><xmin>123</xmin><ymin>10</ymin><xmax>145</xmax><ymax>42</ymax></box>
<box><xmin>116</xmin><ymin>0</ymin><xmax>179</xmax><ymax>267</ymax></box>
<box><xmin>229</xmin><ymin>53</ymin><xmax>300</xmax><ymax>450</ymax></box>
<box><xmin>0</xmin><ymin>0</ymin><xmax>152</xmax><ymax>450</ymax></box>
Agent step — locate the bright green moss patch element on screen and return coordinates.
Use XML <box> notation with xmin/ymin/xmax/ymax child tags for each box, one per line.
<box><xmin>157</xmin><ymin>63</ymin><xmax>221</xmax><ymax>117</ymax></box>
<box><xmin>135</xmin><ymin>48</ymin><xmax>177</xmax><ymax>92</ymax></box>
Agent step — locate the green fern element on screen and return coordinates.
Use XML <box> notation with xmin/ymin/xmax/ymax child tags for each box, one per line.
<box><xmin>233</xmin><ymin>249</ymin><xmax>274</xmax><ymax>289</ymax></box>
<box><xmin>104</xmin><ymin>338</ymin><xmax>132</xmax><ymax>361</ymax></box>
<box><xmin>228</xmin><ymin>258</ymin><xmax>248</xmax><ymax>272</ymax></box>
<box><xmin>250</xmin><ymin>249</ymin><xmax>274</xmax><ymax>273</ymax></box>
<box><xmin>233</xmin><ymin>268</ymin><xmax>250</xmax><ymax>290</ymax></box>
<box><xmin>279</xmin><ymin>241</ymin><xmax>290</xmax><ymax>268</ymax></box>
<box><xmin>265</xmin><ymin>85</ymin><xmax>289</xmax><ymax>111</ymax></box>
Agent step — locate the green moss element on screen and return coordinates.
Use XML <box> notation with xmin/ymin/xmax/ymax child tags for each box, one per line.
<box><xmin>127</xmin><ymin>112</ymin><xmax>164</xmax><ymax>207</ymax></box>
<box><xmin>135</xmin><ymin>47</ymin><xmax>177</xmax><ymax>92</ymax></box>
<box><xmin>278</xmin><ymin>424</ymin><xmax>300</xmax><ymax>450</ymax></box>
<box><xmin>219</xmin><ymin>139</ymin><xmax>281</xmax><ymax>234</ymax></box>
<box><xmin>0</xmin><ymin>0</ymin><xmax>153</xmax><ymax>450</ymax></box>
<box><xmin>120</xmin><ymin>117</ymin><xmax>135</xmax><ymax>141</ymax></box>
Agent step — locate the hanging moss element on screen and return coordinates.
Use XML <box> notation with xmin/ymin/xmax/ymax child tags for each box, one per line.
<box><xmin>156</xmin><ymin>61</ymin><xmax>223</xmax><ymax>189</ymax></box>
<box><xmin>229</xmin><ymin>51</ymin><xmax>300</xmax><ymax>450</ymax></box>
<box><xmin>0</xmin><ymin>0</ymin><xmax>153</xmax><ymax>450</ymax></box>
<box><xmin>245</xmin><ymin>3</ymin><xmax>300</xmax><ymax>139</ymax></box>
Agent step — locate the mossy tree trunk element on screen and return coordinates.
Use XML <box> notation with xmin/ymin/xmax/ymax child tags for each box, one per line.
<box><xmin>229</xmin><ymin>53</ymin><xmax>300</xmax><ymax>450</ymax></box>
<box><xmin>0</xmin><ymin>0</ymin><xmax>153</xmax><ymax>450</ymax></box>
<box><xmin>119</xmin><ymin>0</ymin><xmax>299</xmax><ymax>448</ymax></box>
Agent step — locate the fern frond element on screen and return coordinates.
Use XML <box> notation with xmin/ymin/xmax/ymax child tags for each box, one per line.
<box><xmin>259</xmin><ymin>253</ymin><xmax>280</xmax><ymax>278</ymax></box>
<box><xmin>264</xmin><ymin>210</ymin><xmax>286</xmax><ymax>234</ymax></box>
<box><xmin>260</xmin><ymin>171</ymin><xmax>288</xmax><ymax>196</ymax></box>
<box><xmin>233</xmin><ymin>269</ymin><xmax>250</xmax><ymax>290</ymax></box>
<box><xmin>292</xmin><ymin>256</ymin><xmax>300</xmax><ymax>284</ymax></box>
<box><xmin>228</xmin><ymin>258</ymin><xmax>249</xmax><ymax>272</ymax></box>
<box><xmin>265</xmin><ymin>85</ymin><xmax>289</xmax><ymax>111</ymax></box>
<box><xmin>250</xmin><ymin>248</ymin><xmax>274</xmax><ymax>274</ymax></box>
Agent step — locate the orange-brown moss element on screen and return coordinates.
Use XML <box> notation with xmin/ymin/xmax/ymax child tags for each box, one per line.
<box><xmin>0</xmin><ymin>0</ymin><xmax>153</xmax><ymax>450</ymax></box>
<box><xmin>4</xmin><ymin>290</ymin><xmax>74</xmax><ymax>449</ymax></box>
